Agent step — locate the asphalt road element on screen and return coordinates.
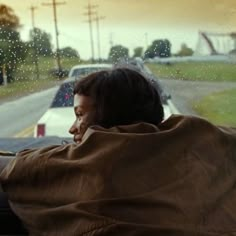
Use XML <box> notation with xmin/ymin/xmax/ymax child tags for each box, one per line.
<box><xmin>0</xmin><ymin>87</ymin><xmax>58</xmax><ymax>138</ymax></box>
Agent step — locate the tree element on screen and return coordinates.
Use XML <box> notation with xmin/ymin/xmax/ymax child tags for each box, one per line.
<box><xmin>133</xmin><ymin>47</ymin><xmax>143</xmax><ymax>58</ymax></box>
<box><xmin>29</xmin><ymin>27</ymin><xmax>53</xmax><ymax>56</ymax></box>
<box><xmin>58</xmin><ymin>46</ymin><xmax>79</xmax><ymax>58</ymax></box>
<box><xmin>0</xmin><ymin>4</ymin><xmax>27</xmax><ymax>84</ymax></box>
<box><xmin>108</xmin><ymin>45</ymin><xmax>129</xmax><ymax>63</ymax></box>
<box><xmin>176</xmin><ymin>43</ymin><xmax>194</xmax><ymax>56</ymax></box>
<box><xmin>144</xmin><ymin>39</ymin><xmax>171</xmax><ymax>59</ymax></box>
<box><xmin>0</xmin><ymin>4</ymin><xmax>19</xmax><ymax>29</ymax></box>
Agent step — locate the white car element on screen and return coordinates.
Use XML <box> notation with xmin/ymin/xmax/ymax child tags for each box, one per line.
<box><xmin>68</xmin><ymin>63</ymin><xmax>113</xmax><ymax>79</ymax></box>
<box><xmin>34</xmin><ymin>64</ymin><xmax>173</xmax><ymax>138</ymax></box>
<box><xmin>34</xmin><ymin>64</ymin><xmax>112</xmax><ymax>138</ymax></box>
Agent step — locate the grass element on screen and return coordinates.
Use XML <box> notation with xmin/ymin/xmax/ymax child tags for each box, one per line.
<box><xmin>146</xmin><ymin>62</ymin><xmax>236</xmax><ymax>82</ymax></box>
<box><xmin>146</xmin><ymin>61</ymin><xmax>236</xmax><ymax>126</ymax></box>
<box><xmin>0</xmin><ymin>79</ymin><xmax>60</xmax><ymax>100</ymax></box>
<box><xmin>14</xmin><ymin>56</ymin><xmax>81</xmax><ymax>81</ymax></box>
<box><xmin>0</xmin><ymin>56</ymin><xmax>82</xmax><ymax>101</ymax></box>
<box><xmin>193</xmin><ymin>88</ymin><xmax>236</xmax><ymax>127</ymax></box>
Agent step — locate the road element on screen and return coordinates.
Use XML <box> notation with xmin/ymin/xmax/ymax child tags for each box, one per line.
<box><xmin>0</xmin><ymin>79</ymin><xmax>235</xmax><ymax>138</ymax></box>
<box><xmin>0</xmin><ymin>87</ymin><xmax>58</xmax><ymax>138</ymax></box>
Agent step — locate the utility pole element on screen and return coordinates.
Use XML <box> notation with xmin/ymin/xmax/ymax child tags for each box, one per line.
<box><xmin>2</xmin><ymin>64</ymin><xmax>7</xmax><ymax>86</ymax></box>
<box><xmin>42</xmin><ymin>0</ymin><xmax>66</xmax><ymax>71</ymax></box>
<box><xmin>30</xmin><ymin>5</ymin><xmax>40</xmax><ymax>80</ymax></box>
<box><xmin>109</xmin><ymin>32</ymin><xmax>114</xmax><ymax>48</ymax></box>
<box><xmin>84</xmin><ymin>0</ymin><xmax>97</xmax><ymax>62</ymax></box>
<box><xmin>94</xmin><ymin>13</ymin><xmax>105</xmax><ymax>62</ymax></box>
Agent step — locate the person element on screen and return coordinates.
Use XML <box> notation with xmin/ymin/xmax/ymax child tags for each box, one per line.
<box><xmin>68</xmin><ymin>67</ymin><xmax>164</xmax><ymax>143</ymax></box>
<box><xmin>0</xmin><ymin>67</ymin><xmax>236</xmax><ymax>236</ymax></box>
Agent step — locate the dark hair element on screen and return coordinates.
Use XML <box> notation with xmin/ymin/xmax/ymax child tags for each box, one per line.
<box><xmin>73</xmin><ymin>67</ymin><xmax>164</xmax><ymax>128</ymax></box>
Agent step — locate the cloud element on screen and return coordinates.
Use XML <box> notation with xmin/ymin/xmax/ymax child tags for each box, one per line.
<box><xmin>94</xmin><ymin>0</ymin><xmax>236</xmax><ymax>30</ymax></box>
<box><xmin>4</xmin><ymin>0</ymin><xmax>236</xmax><ymax>31</ymax></box>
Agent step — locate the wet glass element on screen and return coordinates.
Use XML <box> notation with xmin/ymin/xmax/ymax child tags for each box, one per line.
<box><xmin>0</xmin><ymin>0</ymin><xmax>235</xmax><ymax>139</ymax></box>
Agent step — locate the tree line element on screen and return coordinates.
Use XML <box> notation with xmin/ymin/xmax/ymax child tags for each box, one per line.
<box><xmin>108</xmin><ymin>39</ymin><xmax>194</xmax><ymax>64</ymax></box>
<box><xmin>0</xmin><ymin>3</ymin><xmax>194</xmax><ymax>84</ymax></box>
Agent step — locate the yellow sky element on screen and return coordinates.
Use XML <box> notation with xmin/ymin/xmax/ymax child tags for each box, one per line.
<box><xmin>2</xmin><ymin>0</ymin><xmax>236</xmax><ymax>58</ymax></box>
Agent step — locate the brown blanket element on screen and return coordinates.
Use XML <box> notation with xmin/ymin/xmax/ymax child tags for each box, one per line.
<box><xmin>1</xmin><ymin>115</ymin><xmax>236</xmax><ymax>236</ymax></box>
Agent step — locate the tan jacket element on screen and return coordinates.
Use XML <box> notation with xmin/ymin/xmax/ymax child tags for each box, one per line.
<box><xmin>1</xmin><ymin>115</ymin><xmax>236</xmax><ymax>236</ymax></box>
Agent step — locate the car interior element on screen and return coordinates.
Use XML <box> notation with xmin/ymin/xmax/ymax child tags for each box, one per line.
<box><xmin>0</xmin><ymin>137</ymin><xmax>72</xmax><ymax>235</ymax></box>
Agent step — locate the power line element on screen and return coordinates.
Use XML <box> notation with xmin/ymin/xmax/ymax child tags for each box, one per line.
<box><xmin>29</xmin><ymin>5</ymin><xmax>40</xmax><ymax>80</ymax></box>
<box><xmin>42</xmin><ymin>0</ymin><xmax>66</xmax><ymax>71</ymax></box>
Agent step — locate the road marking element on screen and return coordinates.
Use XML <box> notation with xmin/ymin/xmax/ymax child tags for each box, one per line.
<box><xmin>14</xmin><ymin>125</ymin><xmax>35</xmax><ymax>138</ymax></box>
<box><xmin>167</xmin><ymin>100</ymin><xmax>181</xmax><ymax>114</ymax></box>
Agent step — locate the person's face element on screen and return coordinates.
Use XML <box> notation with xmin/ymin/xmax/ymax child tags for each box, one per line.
<box><xmin>69</xmin><ymin>94</ymin><xmax>95</xmax><ymax>143</ymax></box>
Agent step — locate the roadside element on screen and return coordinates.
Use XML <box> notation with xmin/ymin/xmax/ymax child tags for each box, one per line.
<box><xmin>147</xmin><ymin>62</ymin><xmax>236</xmax><ymax>126</ymax></box>
<box><xmin>0</xmin><ymin>79</ymin><xmax>61</xmax><ymax>105</ymax></box>
<box><xmin>160</xmin><ymin>78</ymin><xmax>236</xmax><ymax>113</ymax></box>
<box><xmin>194</xmin><ymin>88</ymin><xmax>236</xmax><ymax>126</ymax></box>
<box><xmin>147</xmin><ymin>62</ymin><xmax>236</xmax><ymax>82</ymax></box>
<box><xmin>0</xmin><ymin>56</ymin><xmax>81</xmax><ymax>105</ymax></box>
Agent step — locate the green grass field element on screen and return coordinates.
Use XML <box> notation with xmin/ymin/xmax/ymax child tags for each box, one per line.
<box><xmin>0</xmin><ymin>56</ymin><xmax>81</xmax><ymax>100</ymax></box>
<box><xmin>0</xmin><ymin>79</ymin><xmax>60</xmax><ymax>100</ymax></box>
<box><xmin>193</xmin><ymin>88</ymin><xmax>236</xmax><ymax>127</ymax></box>
<box><xmin>146</xmin><ymin>62</ymin><xmax>236</xmax><ymax>82</ymax></box>
<box><xmin>14</xmin><ymin>56</ymin><xmax>81</xmax><ymax>81</ymax></box>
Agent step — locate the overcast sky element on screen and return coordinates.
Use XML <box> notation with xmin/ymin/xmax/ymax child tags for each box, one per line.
<box><xmin>3</xmin><ymin>0</ymin><xmax>236</xmax><ymax>59</ymax></box>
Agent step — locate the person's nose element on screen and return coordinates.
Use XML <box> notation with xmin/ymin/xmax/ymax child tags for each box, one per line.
<box><xmin>69</xmin><ymin>122</ymin><xmax>77</xmax><ymax>135</ymax></box>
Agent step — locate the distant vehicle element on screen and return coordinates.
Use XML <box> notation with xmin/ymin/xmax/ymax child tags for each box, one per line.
<box><xmin>116</xmin><ymin>58</ymin><xmax>172</xmax><ymax>104</ymax></box>
<box><xmin>68</xmin><ymin>63</ymin><xmax>112</xmax><ymax>79</ymax></box>
<box><xmin>34</xmin><ymin>63</ymin><xmax>172</xmax><ymax>138</ymax></box>
<box><xmin>49</xmin><ymin>68</ymin><xmax>69</xmax><ymax>78</ymax></box>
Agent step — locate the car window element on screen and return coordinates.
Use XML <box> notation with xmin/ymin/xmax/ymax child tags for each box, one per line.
<box><xmin>50</xmin><ymin>82</ymin><xmax>74</xmax><ymax>108</ymax></box>
<box><xmin>71</xmin><ymin>67</ymin><xmax>106</xmax><ymax>77</ymax></box>
<box><xmin>0</xmin><ymin>0</ymin><xmax>235</xmax><ymax>139</ymax></box>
